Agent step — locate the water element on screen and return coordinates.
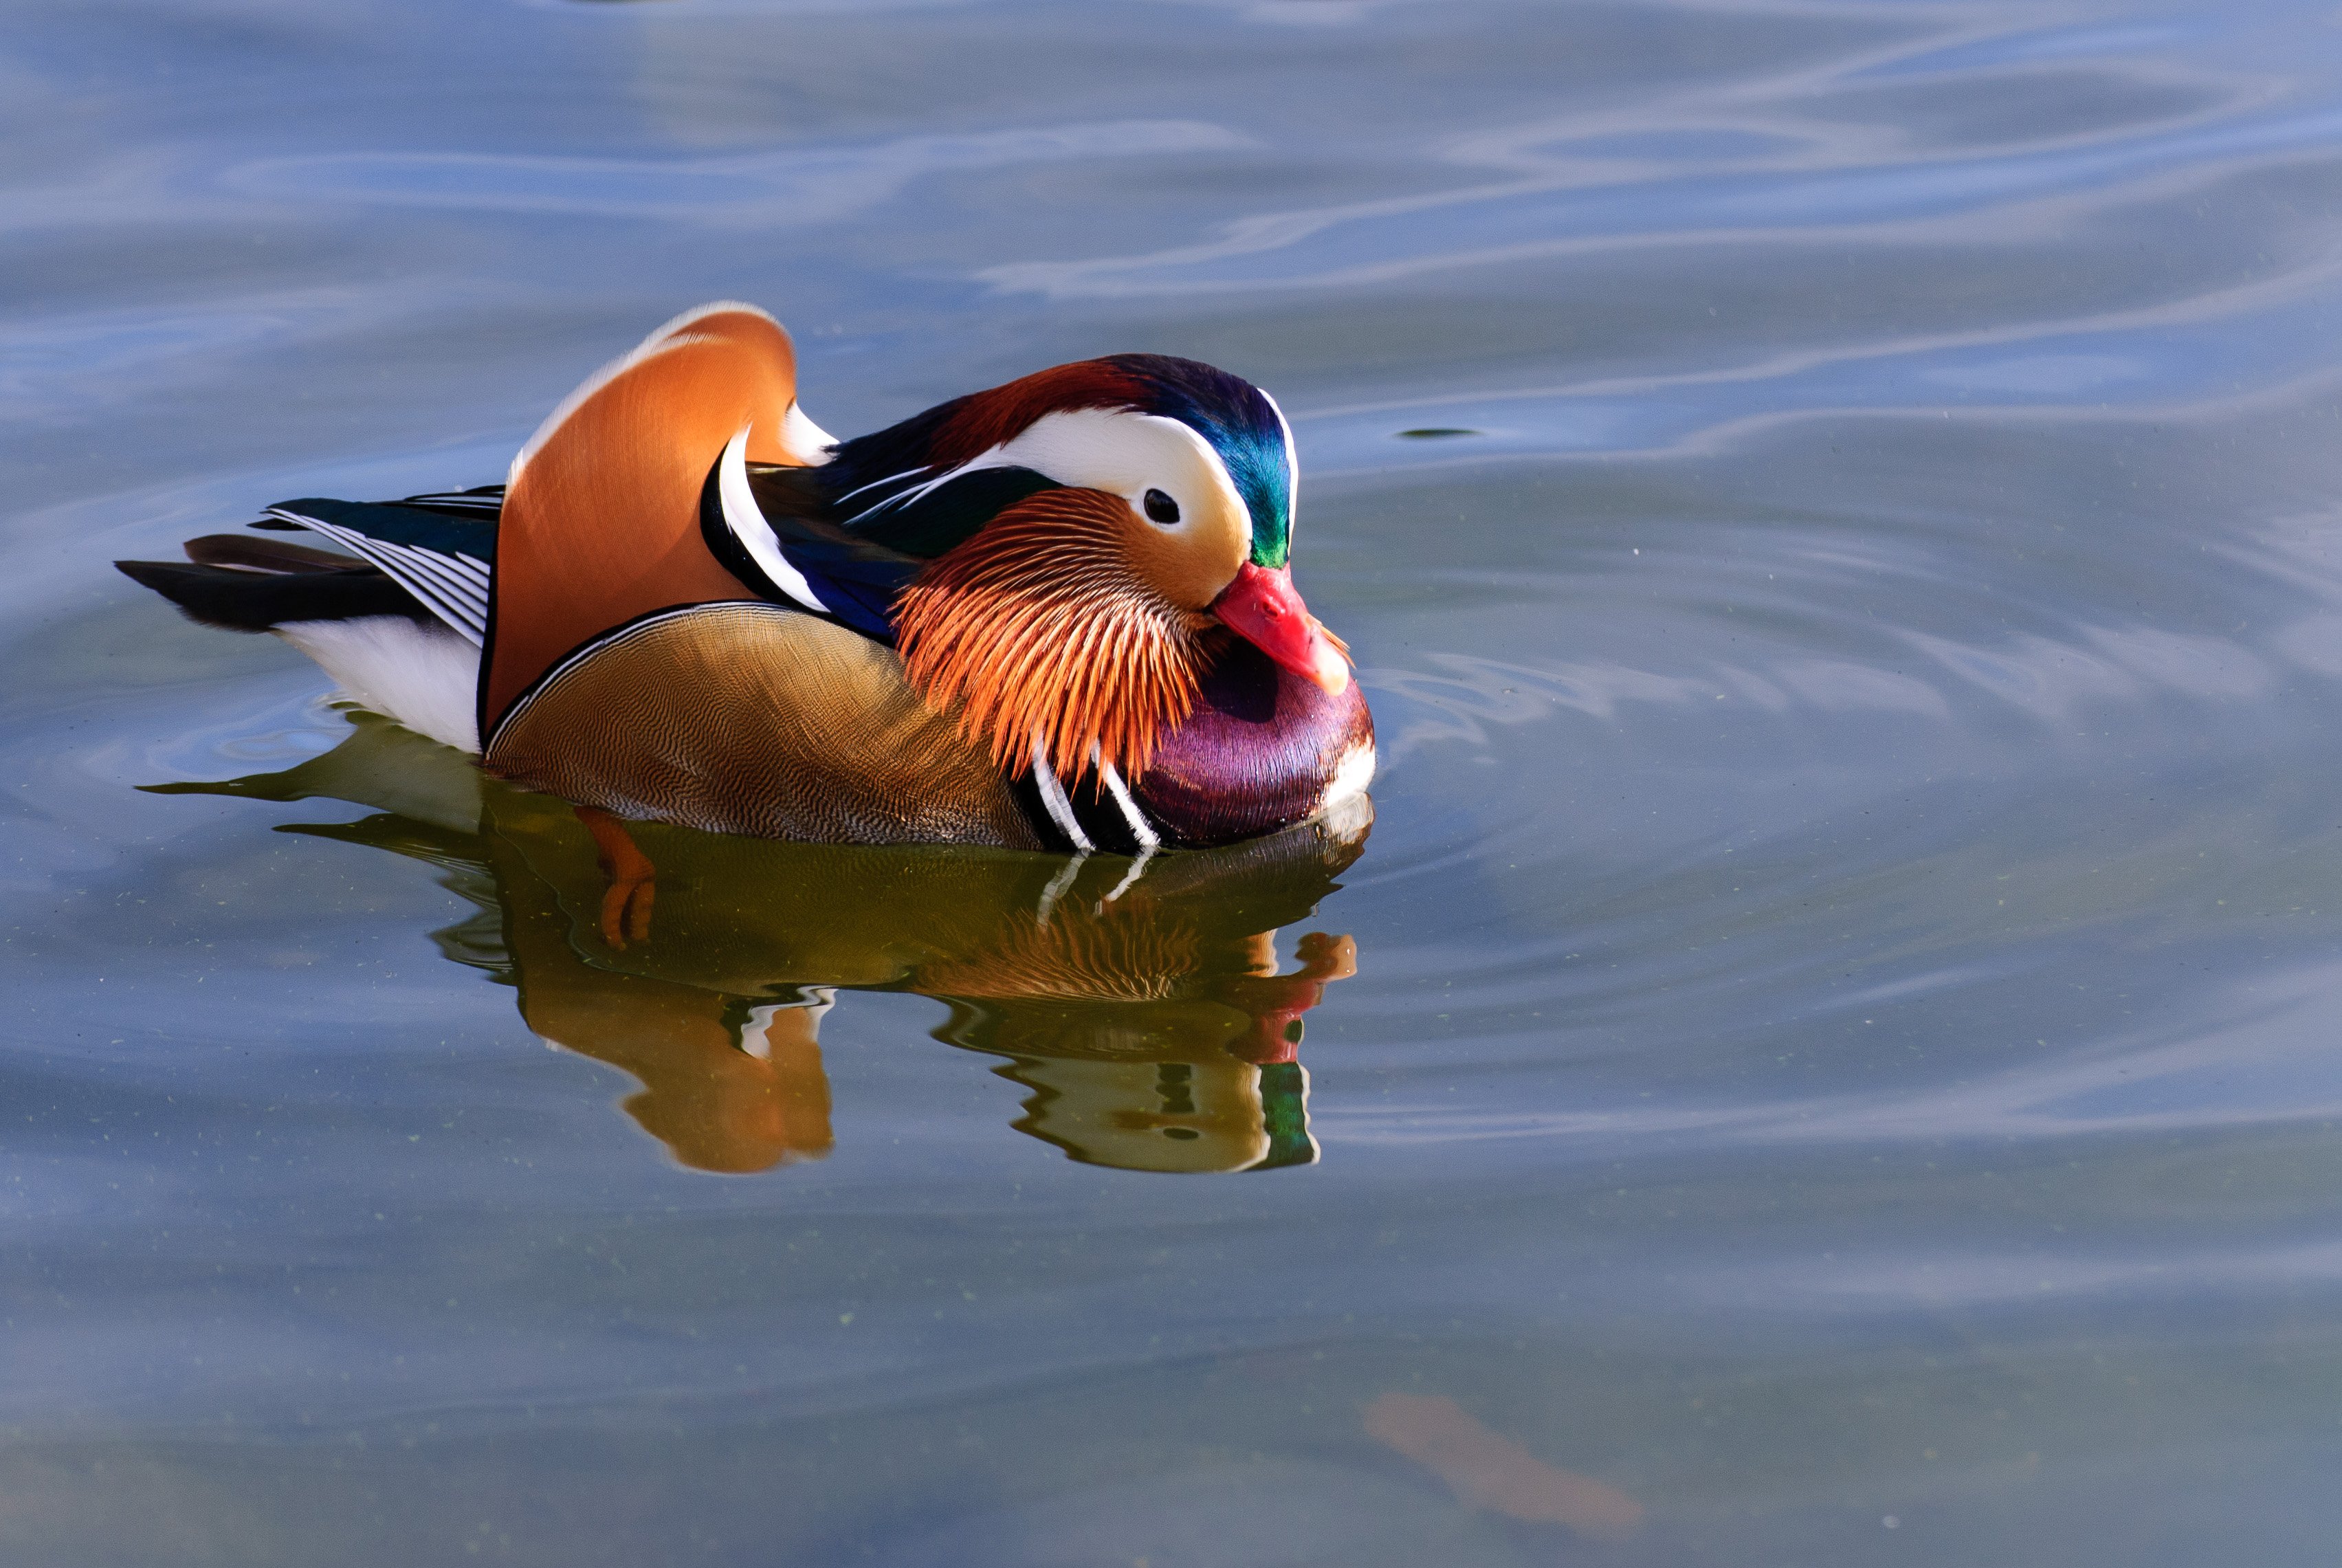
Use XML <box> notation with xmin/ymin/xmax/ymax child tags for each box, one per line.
<box><xmin>10</xmin><ymin>0</ymin><xmax>2342</xmax><ymax>1560</ymax></box>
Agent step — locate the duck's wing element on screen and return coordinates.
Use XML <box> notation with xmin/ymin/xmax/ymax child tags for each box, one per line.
<box><xmin>716</xmin><ymin>463</ymin><xmax>1063</xmax><ymax>645</ymax></box>
<box><xmin>698</xmin><ymin>437</ymin><xmax>917</xmax><ymax>643</ymax></box>
<box><xmin>258</xmin><ymin>497</ymin><xmax>496</xmax><ymax>646</ymax></box>
<box><xmin>484</xmin><ymin>302</ymin><xmax>834</xmax><ymax>738</ymax></box>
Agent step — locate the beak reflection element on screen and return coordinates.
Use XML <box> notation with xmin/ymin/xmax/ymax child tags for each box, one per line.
<box><xmin>155</xmin><ymin>712</ymin><xmax>1370</xmax><ymax>1175</ymax></box>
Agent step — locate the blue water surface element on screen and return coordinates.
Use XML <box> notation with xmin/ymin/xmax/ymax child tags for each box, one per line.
<box><xmin>10</xmin><ymin>0</ymin><xmax>2342</xmax><ymax>1562</ymax></box>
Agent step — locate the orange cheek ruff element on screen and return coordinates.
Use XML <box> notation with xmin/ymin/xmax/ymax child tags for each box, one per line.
<box><xmin>895</xmin><ymin>489</ymin><xmax>1206</xmax><ymax>784</ymax></box>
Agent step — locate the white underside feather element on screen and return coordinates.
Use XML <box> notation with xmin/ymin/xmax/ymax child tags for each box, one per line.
<box><xmin>276</xmin><ymin>616</ymin><xmax>482</xmax><ymax>754</ymax></box>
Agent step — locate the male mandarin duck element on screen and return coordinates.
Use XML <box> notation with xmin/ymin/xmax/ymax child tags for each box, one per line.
<box><xmin>117</xmin><ymin>302</ymin><xmax>1375</xmax><ymax>851</ymax></box>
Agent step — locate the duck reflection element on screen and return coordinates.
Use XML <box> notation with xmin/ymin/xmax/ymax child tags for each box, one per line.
<box><xmin>153</xmin><ymin>713</ymin><xmax>1368</xmax><ymax>1175</ymax></box>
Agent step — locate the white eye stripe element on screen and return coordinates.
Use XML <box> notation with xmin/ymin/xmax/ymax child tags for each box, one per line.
<box><xmin>850</xmin><ymin>408</ymin><xmax>1250</xmax><ymax>541</ymax></box>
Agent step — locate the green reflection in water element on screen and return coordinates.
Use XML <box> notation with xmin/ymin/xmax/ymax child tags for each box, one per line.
<box><xmin>151</xmin><ymin>711</ymin><xmax>1369</xmax><ymax>1177</ymax></box>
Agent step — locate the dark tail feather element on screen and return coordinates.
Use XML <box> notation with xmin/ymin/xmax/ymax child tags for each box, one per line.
<box><xmin>113</xmin><ymin>557</ymin><xmax>434</xmax><ymax>632</ymax></box>
<box><xmin>181</xmin><ymin>533</ymin><xmax>363</xmax><ymax>575</ymax></box>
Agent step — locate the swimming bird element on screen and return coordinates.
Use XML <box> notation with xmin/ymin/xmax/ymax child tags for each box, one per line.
<box><xmin>117</xmin><ymin>302</ymin><xmax>1375</xmax><ymax>852</ymax></box>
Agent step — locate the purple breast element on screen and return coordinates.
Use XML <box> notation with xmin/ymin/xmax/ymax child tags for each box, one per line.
<box><xmin>1137</xmin><ymin>637</ymin><xmax>1373</xmax><ymax>848</ymax></box>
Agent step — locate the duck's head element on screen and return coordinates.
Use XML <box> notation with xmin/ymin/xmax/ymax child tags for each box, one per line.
<box><xmin>828</xmin><ymin>355</ymin><xmax>1351</xmax><ymax>782</ymax></box>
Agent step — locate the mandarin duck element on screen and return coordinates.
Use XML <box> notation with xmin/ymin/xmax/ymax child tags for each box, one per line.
<box><xmin>118</xmin><ymin>302</ymin><xmax>1374</xmax><ymax>852</ymax></box>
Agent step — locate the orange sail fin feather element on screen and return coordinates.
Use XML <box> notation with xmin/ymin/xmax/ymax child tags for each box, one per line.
<box><xmin>894</xmin><ymin>489</ymin><xmax>1208</xmax><ymax>783</ymax></box>
<box><xmin>486</xmin><ymin>303</ymin><xmax>821</xmax><ymax>731</ymax></box>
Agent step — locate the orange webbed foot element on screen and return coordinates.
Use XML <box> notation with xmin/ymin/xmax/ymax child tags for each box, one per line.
<box><xmin>576</xmin><ymin>806</ymin><xmax>656</xmax><ymax>949</ymax></box>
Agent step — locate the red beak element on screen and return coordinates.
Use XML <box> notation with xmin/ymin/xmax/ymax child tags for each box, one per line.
<box><xmin>1209</xmin><ymin>563</ymin><xmax>1350</xmax><ymax>696</ymax></box>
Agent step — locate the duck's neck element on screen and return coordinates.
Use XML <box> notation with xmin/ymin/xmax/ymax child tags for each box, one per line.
<box><xmin>1135</xmin><ymin>636</ymin><xmax>1374</xmax><ymax>848</ymax></box>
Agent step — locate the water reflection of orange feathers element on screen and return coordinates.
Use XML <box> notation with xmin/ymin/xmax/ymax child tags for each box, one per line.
<box><xmin>1363</xmin><ymin>1393</ymin><xmax>1645</xmax><ymax>1542</ymax></box>
<box><xmin>150</xmin><ymin>713</ymin><xmax>1369</xmax><ymax>1174</ymax></box>
<box><xmin>918</xmin><ymin>900</ymin><xmax>1197</xmax><ymax>1005</ymax></box>
<box><xmin>528</xmin><ymin>980</ymin><xmax>835</xmax><ymax>1176</ymax></box>
<box><xmin>497</xmin><ymin>811</ymin><xmax>834</xmax><ymax>1174</ymax></box>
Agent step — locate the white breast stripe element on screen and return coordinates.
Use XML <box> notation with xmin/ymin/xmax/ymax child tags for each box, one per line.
<box><xmin>1091</xmin><ymin>749</ymin><xmax>1160</xmax><ymax>850</ymax></box>
<box><xmin>1030</xmin><ymin>733</ymin><xmax>1094</xmax><ymax>852</ymax></box>
<box><xmin>266</xmin><ymin>507</ymin><xmax>489</xmax><ymax>648</ymax></box>
<box><xmin>719</xmin><ymin>426</ymin><xmax>830</xmax><ymax>614</ymax></box>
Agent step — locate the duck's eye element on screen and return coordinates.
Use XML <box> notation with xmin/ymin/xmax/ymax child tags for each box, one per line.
<box><xmin>1142</xmin><ymin>488</ymin><xmax>1181</xmax><ymax>526</ymax></box>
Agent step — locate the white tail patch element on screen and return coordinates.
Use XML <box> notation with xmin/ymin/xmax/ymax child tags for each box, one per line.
<box><xmin>276</xmin><ymin>616</ymin><xmax>482</xmax><ymax>754</ymax></box>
